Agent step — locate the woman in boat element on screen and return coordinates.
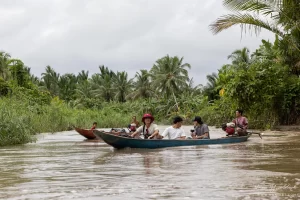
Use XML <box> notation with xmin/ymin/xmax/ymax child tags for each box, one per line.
<box><xmin>191</xmin><ymin>116</ymin><xmax>210</xmax><ymax>139</ymax></box>
<box><xmin>130</xmin><ymin>113</ymin><xmax>159</xmax><ymax>139</ymax></box>
<box><xmin>233</xmin><ymin>109</ymin><xmax>248</xmax><ymax>136</ymax></box>
<box><xmin>90</xmin><ymin>122</ymin><xmax>97</xmax><ymax>130</ymax></box>
<box><xmin>160</xmin><ymin>116</ymin><xmax>186</xmax><ymax>139</ymax></box>
<box><xmin>128</xmin><ymin>116</ymin><xmax>140</xmax><ymax>132</ymax></box>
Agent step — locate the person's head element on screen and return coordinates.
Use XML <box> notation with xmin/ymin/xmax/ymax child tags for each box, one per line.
<box><xmin>132</xmin><ymin>116</ymin><xmax>136</xmax><ymax>120</ymax></box>
<box><xmin>235</xmin><ymin>109</ymin><xmax>243</xmax><ymax>117</ymax></box>
<box><xmin>142</xmin><ymin>113</ymin><xmax>154</xmax><ymax>125</ymax></box>
<box><xmin>193</xmin><ymin>116</ymin><xmax>203</xmax><ymax>126</ymax></box>
<box><xmin>173</xmin><ymin>116</ymin><xmax>183</xmax><ymax>128</ymax></box>
<box><xmin>93</xmin><ymin>122</ymin><xmax>97</xmax><ymax>127</ymax></box>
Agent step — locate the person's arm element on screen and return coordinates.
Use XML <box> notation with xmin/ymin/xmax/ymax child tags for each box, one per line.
<box><xmin>197</xmin><ymin>125</ymin><xmax>209</xmax><ymax>139</ymax></box>
<box><xmin>196</xmin><ymin>133</ymin><xmax>209</xmax><ymax>139</ymax></box>
<box><xmin>131</xmin><ymin>126</ymin><xmax>142</xmax><ymax>137</ymax></box>
<box><xmin>148</xmin><ymin>124</ymin><xmax>159</xmax><ymax>139</ymax></box>
<box><xmin>159</xmin><ymin>127</ymin><xmax>169</xmax><ymax>139</ymax></box>
<box><xmin>191</xmin><ymin>131</ymin><xmax>196</xmax><ymax>137</ymax></box>
<box><xmin>232</xmin><ymin>119</ymin><xmax>236</xmax><ymax>125</ymax></box>
<box><xmin>148</xmin><ymin>130</ymin><xmax>159</xmax><ymax>139</ymax></box>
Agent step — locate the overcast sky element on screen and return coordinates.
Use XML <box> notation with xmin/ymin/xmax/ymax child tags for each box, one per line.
<box><xmin>0</xmin><ymin>0</ymin><xmax>274</xmax><ymax>86</ymax></box>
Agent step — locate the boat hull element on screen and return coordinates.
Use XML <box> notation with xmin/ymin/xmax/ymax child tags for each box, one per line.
<box><xmin>75</xmin><ymin>127</ymin><xmax>96</xmax><ymax>139</ymax></box>
<box><xmin>93</xmin><ymin>130</ymin><xmax>252</xmax><ymax>149</ymax></box>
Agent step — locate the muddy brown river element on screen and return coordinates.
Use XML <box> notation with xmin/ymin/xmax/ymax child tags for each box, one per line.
<box><xmin>0</xmin><ymin>126</ymin><xmax>300</xmax><ymax>200</ymax></box>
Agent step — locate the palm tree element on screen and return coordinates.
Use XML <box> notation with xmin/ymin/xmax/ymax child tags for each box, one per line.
<box><xmin>228</xmin><ymin>47</ymin><xmax>251</xmax><ymax>65</ymax></box>
<box><xmin>113</xmin><ymin>71</ymin><xmax>133</xmax><ymax>102</ymax></box>
<box><xmin>182</xmin><ymin>78</ymin><xmax>203</xmax><ymax>97</ymax></box>
<box><xmin>58</xmin><ymin>73</ymin><xmax>77</xmax><ymax>101</ymax></box>
<box><xmin>128</xmin><ymin>69</ymin><xmax>154</xmax><ymax>100</ymax></box>
<box><xmin>209</xmin><ymin>0</ymin><xmax>300</xmax><ymax>75</ymax></box>
<box><xmin>203</xmin><ymin>73</ymin><xmax>219</xmax><ymax>101</ymax></box>
<box><xmin>150</xmin><ymin>55</ymin><xmax>191</xmax><ymax>98</ymax></box>
<box><xmin>92</xmin><ymin>73</ymin><xmax>115</xmax><ymax>102</ymax></box>
<box><xmin>77</xmin><ymin>70</ymin><xmax>89</xmax><ymax>83</ymax></box>
<box><xmin>90</xmin><ymin>66</ymin><xmax>117</xmax><ymax>102</ymax></box>
<box><xmin>41</xmin><ymin>66</ymin><xmax>60</xmax><ymax>96</ymax></box>
<box><xmin>150</xmin><ymin>55</ymin><xmax>191</xmax><ymax>110</ymax></box>
<box><xmin>99</xmin><ymin>65</ymin><xmax>115</xmax><ymax>78</ymax></box>
<box><xmin>8</xmin><ymin>59</ymin><xmax>30</xmax><ymax>87</ymax></box>
<box><xmin>75</xmin><ymin>80</ymin><xmax>93</xmax><ymax>99</ymax></box>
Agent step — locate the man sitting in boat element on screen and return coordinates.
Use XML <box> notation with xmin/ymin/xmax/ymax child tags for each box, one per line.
<box><xmin>191</xmin><ymin>116</ymin><xmax>210</xmax><ymax>139</ymax></box>
<box><xmin>90</xmin><ymin>122</ymin><xmax>97</xmax><ymax>130</ymax></box>
<box><xmin>130</xmin><ymin>113</ymin><xmax>159</xmax><ymax>139</ymax></box>
<box><xmin>128</xmin><ymin>116</ymin><xmax>140</xmax><ymax>132</ymax></box>
<box><xmin>233</xmin><ymin>109</ymin><xmax>248</xmax><ymax>136</ymax></box>
<box><xmin>159</xmin><ymin>116</ymin><xmax>186</xmax><ymax>139</ymax></box>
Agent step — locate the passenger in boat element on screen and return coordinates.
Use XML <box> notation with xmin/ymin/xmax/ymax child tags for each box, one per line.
<box><xmin>111</xmin><ymin>128</ymin><xmax>128</xmax><ymax>136</ymax></box>
<box><xmin>160</xmin><ymin>116</ymin><xmax>186</xmax><ymax>139</ymax></box>
<box><xmin>130</xmin><ymin>113</ymin><xmax>160</xmax><ymax>139</ymax></box>
<box><xmin>191</xmin><ymin>116</ymin><xmax>210</xmax><ymax>139</ymax></box>
<box><xmin>128</xmin><ymin>116</ymin><xmax>140</xmax><ymax>132</ymax></box>
<box><xmin>233</xmin><ymin>109</ymin><xmax>248</xmax><ymax>136</ymax></box>
<box><xmin>90</xmin><ymin>122</ymin><xmax>97</xmax><ymax>130</ymax></box>
<box><xmin>221</xmin><ymin>122</ymin><xmax>235</xmax><ymax>136</ymax></box>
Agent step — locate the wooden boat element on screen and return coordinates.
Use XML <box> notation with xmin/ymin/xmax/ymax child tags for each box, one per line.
<box><xmin>93</xmin><ymin>130</ymin><xmax>252</xmax><ymax>149</ymax></box>
<box><xmin>75</xmin><ymin>127</ymin><xmax>96</xmax><ymax>139</ymax></box>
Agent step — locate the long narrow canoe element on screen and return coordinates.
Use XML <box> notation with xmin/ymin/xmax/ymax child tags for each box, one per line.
<box><xmin>75</xmin><ymin>127</ymin><xmax>96</xmax><ymax>139</ymax></box>
<box><xmin>93</xmin><ymin>130</ymin><xmax>252</xmax><ymax>149</ymax></box>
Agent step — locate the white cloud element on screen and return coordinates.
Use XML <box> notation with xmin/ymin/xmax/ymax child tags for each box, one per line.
<box><xmin>0</xmin><ymin>0</ymin><xmax>274</xmax><ymax>85</ymax></box>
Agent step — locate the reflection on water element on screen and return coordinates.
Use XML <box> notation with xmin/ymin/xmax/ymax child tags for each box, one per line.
<box><xmin>0</xmin><ymin>127</ymin><xmax>299</xmax><ymax>199</ymax></box>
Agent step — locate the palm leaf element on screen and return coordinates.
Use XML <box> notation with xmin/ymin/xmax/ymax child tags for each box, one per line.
<box><xmin>210</xmin><ymin>13</ymin><xmax>284</xmax><ymax>37</ymax></box>
<box><xmin>223</xmin><ymin>0</ymin><xmax>281</xmax><ymax>15</ymax></box>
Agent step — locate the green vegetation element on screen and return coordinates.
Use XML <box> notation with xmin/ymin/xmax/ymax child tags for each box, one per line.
<box><xmin>1</xmin><ymin>0</ymin><xmax>300</xmax><ymax>146</ymax></box>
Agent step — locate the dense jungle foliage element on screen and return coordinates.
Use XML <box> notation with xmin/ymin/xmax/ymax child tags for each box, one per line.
<box><xmin>1</xmin><ymin>0</ymin><xmax>300</xmax><ymax>146</ymax></box>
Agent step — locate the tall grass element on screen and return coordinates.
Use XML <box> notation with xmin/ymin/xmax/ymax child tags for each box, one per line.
<box><xmin>0</xmin><ymin>97</ymin><xmax>136</xmax><ymax>146</ymax></box>
<box><xmin>0</xmin><ymin>99</ymin><xmax>36</xmax><ymax>146</ymax></box>
<box><xmin>0</xmin><ymin>92</ymin><xmax>274</xmax><ymax>146</ymax></box>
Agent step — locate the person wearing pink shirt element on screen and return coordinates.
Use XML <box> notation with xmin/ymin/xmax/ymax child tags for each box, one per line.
<box><xmin>232</xmin><ymin>109</ymin><xmax>248</xmax><ymax>136</ymax></box>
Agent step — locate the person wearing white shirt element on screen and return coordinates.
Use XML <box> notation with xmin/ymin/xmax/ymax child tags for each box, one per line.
<box><xmin>160</xmin><ymin>116</ymin><xmax>186</xmax><ymax>139</ymax></box>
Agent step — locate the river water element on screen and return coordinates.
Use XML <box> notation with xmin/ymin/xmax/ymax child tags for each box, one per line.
<box><xmin>0</xmin><ymin>126</ymin><xmax>299</xmax><ymax>200</ymax></box>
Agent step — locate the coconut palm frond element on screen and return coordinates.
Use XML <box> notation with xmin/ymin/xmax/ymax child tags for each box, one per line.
<box><xmin>210</xmin><ymin>13</ymin><xmax>284</xmax><ymax>37</ymax></box>
<box><xmin>223</xmin><ymin>0</ymin><xmax>281</xmax><ymax>15</ymax></box>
